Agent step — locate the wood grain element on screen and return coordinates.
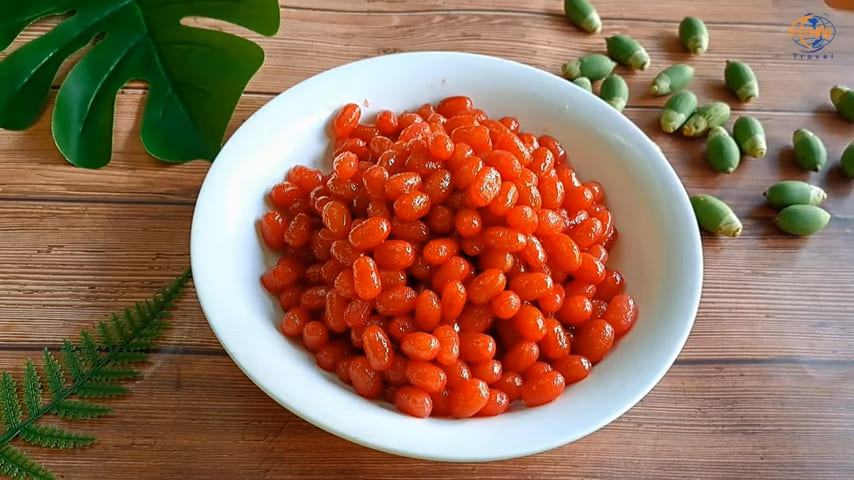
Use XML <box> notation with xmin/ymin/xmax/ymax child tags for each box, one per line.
<box><xmin>283</xmin><ymin>0</ymin><xmax>854</xmax><ymax>26</ymax></box>
<box><xmin>0</xmin><ymin>352</ymin><xmax>849</xmax><ymax>480</ymax></box>
<box><xmin>0</xmin><ymin>201</ymin><xmax>214</xmax><ymax>351</ymax></box>
<box><xmin>0</xmin><ymin>90</ymin><xmax>212</xmax><ymax>205</ymax></box>
<box><xmin>5</xmin><ymin>8</ymin><xmax>853</xmax><ymax>112</ymax></box>
<box><xmin>263</xmin><ymin>10</ymin><xmax>854</xmax><ymax>114</ymax></box>
<box><xmin>1</xmin><ymin>200</ymin><xmax>852</xmax><ymax>360</ymax></box>
<box><xmin>3</xmin><ymin>94</ymin><xmax>854</xmax><ymax>206</ymax></box>
<box><xmin>2</xmin><ymin>1</ymin><xmax>854</xmax><ymax>478</ymax></box>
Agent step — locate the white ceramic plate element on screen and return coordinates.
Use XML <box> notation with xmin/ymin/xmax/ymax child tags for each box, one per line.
<box><xmin>191</xmin><ymin>51</ymin><xmax>703</xmax><ymax>462</ymax></box>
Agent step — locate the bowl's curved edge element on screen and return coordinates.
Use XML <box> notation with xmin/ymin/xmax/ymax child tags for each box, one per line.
<box><xmin>190</xmin><ymin>51</ymin><xmax>705</xmax><ymax>463</ymax></box>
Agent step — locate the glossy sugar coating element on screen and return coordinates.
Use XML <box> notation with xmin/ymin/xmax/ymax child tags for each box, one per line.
<box><xmin>258</xmin><ymin>97</ymin><xmax>637</xmax><ymax>418</ymax></box>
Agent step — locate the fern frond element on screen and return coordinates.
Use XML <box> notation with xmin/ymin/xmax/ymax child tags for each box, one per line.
<box><xmin>127</xmin><ymin>303</ymin><xmax>143</xmax><ymax>330</ymax></box>
<box><xmin>19</xmin><ymin>425</ymin><xmax>94</xmax><ymax>450</ymax></box>
<box><xmin>107</xmin><ymin>352</ymin><xmax>148</xmax><ymax>365</ymax></box>
<box><xmin>89</xmin><ymin>367</ymin><xmax>139</xmax><ymax>382</ymax></box>
<box><xmin>75</xmin><ymin>382</ymin><xmax>128</xmax><ymax>399</ymax></box>
<box><xmin>131</xmin><ymin>303</ymin><xmax>146</xmax><ymax>327</ymax></box>
<box><xmin>1</xmin><ymin>373</ymin><xmax>22</xmax><ymax>429</ymax></box>
<box><xmin>121</xmin><ymin>340</ymin><xmax>156</xmax><ymax>352</ymax></box>
<box><xmin>97</xmin><ymin>321</ymin><xmax>117</xmax><ymax>349</ymax></box>
<box><xmin>0</xmin><ymin>269</ymin><xmax>191</xmax><ymax>480</ymax></box>
<box><xmin>79</xmin><ymin>331</ymin><xmax>101</xmax><ymax>367</ymax></box>
<box><xmin>130</xmin><ymin>321</ymin><xmax>168</xmax><ymax>341</ymax></box>
<box><xmin>111</xmin><ymin>312</ymin><xmax>130</xmax><ymax>341</ymax></box>
<box><xmin>0</xmin><ymin>445</ymin><xmax>54</xmax><ymax>480</ymax></box>
<box><xmin>41</xmin><ymin>352</ymin><xmax>66</xmax><ymax>401</ymax></box>
<box><xmin>49</xmin><ymin>400</ymin><xmax>111</xmax><ymax>420</ymax></box>
<box><xmin>22</xmin><ymin>362</ymin><xmax>42</xmax><ymax>417</ymax></box>
<box><xmin>59</xmin><ymin>342</ymin><xmax>83</xmax><ymax>381</ymax></box>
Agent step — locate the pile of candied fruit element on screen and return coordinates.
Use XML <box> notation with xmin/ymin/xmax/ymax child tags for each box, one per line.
<box><xmin>259</xmin><ymin>96</ymin><xmax>637</xmax><ymax>418</ymax></box>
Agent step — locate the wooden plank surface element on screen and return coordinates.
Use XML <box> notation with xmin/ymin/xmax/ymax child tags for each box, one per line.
<box><xmin>4</xmin><ymin>99</ymin><xmax>854</xmax><ymax>206</ymax></box>
<box><xmin>7</xmin><ymin>8</ymin><xmax>854</xmax><ymax>110</ymax></box>
<box><xmin>0</xmin><ymin>352</ymin><xmax>850</xmax><ymax>480</ymax></box>
<box><xmin>1</xmin><ymin>0</ymin><xmax>853</xmax><ymax>478</ymax></box>
<box><xmin>1</xmin><ymin>200</ymin><xmax>853</xmax><ymax>360</ymax></box>
<box><xmin>282</xmin><ymin>0</ymin><xmax>846</xmax><ymax>25</ymax></box>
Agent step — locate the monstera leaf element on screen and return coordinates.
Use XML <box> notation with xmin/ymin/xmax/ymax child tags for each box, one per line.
<box><xmin>0</xmin><ymin>0</ymin><xmax>280</xmax><ymax>168</ymax></box>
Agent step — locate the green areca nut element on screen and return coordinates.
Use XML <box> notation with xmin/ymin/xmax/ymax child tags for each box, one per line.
<box><xmin>564</xmin><ymin>0</ymin><xmax>602</xmax><ymax>33</ymax></box>
<box><xmin>764</xmin><ymin>180</ymin><xmax>827</xmax><ymax>209</ymax></box>
<box><xmin>650</xmin><ymin>64</ymin><xmax>694</xmax><ymax>96</ymax></box>
<box><xmin>606</xmin><ymin>35</ymin><xmax>650</xmax><ymax>70</ymax></box>
<box><xmin>682</xmin><ymin>102</ymin><xmax>730</xmax><ymax>137</ymax></box>
<box><xmin>706</xmin><ymin>127</ymin><xmax>741</xmax><ymax>174</ymax></box>
<box><xmin>841</xmin><ymin>141</ymin><xmax>854</xmax><ymax>178</ymax></box>
<box><xmin>562</xmin><ymin>54</ymin><xmax>617</xmax><ymax>81</ymax></box>
<box><xmin>725</xmin><ymin>60</ymin><xmax>759</xmax><ymax>103</ymax></box>
<box><xmin>775</xmin><ymin>205</ymin><xmax>831</xmax><ymax>236</ymax></box>
<box><xmin>572</xmin><ymin>77</ymin><xmax>593</xmax><ymax>93</ymax></box>
<box><xmin>679</xmin><ymin>16</ymin><xmax>709</xmax><ymax>54</ymax></box>
<box><xmin>732</xmin><ymin>116</ymin><xmax>767</xmax><ymax>158</ymax></box>
<box><xmin>831</xmin><ymin>85</ymin><xmax>854</xmax><ymax>122</ymax></box>
<box><xmin>793</xmin><ymin>128</ymin><xmax>827</xmax><ymax>172</ymax></box>
<box><xmin>660</xmin><ymin>90</ymin><xmax>698</xmax><ymax>133</ymax></box>
<box><xmin>599</xmin><ymin>74</ymin><xmax>629</xmax><ymax>112</ymax></box>
<box><xmin>690</xmin><ymin>194</ymin><xmax>742</xmax><ymax>237</ymax></box>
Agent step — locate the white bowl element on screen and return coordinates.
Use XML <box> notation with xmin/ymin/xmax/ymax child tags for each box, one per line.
<box><xmin>191</xmin><ymin>52</ymin><xmax>703</xmax><ymax>462</ymax></box>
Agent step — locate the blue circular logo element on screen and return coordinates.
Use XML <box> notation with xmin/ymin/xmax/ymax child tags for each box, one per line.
<box><xmin>790</xmin><ymin>14</ymin><xmax>836</xmax><ymax>53</ymax></box>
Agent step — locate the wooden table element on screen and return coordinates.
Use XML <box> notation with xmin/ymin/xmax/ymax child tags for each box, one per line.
<box><xmin>2</xmin><ymin>1</ymin><xmax>853</xmax><ymax>478</ymax></box>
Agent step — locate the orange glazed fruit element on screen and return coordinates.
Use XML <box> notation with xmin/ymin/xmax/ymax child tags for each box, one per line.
<box><xmin>259</xmin><ymin>98</ymin><xmax>634</xmax><ymax>418</ymax></box>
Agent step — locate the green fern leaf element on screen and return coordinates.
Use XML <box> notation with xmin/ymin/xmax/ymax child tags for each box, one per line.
<box><xmin>89</xmin><ymin>367</ymin><xmax>139</xmax><ymax>382</ymax></box>
<box><xmin>1</xmin><ymin>373</ymin><xmax>23</xmax><ymax>429</ymax></box>
<box><xmin>22</xmin><ymin>362</ymin><xmax>42</xmax><ymax>417</ymax></box>
<box><xmin>111</xmin><ymin>312</ymin><xmax>130</xmax><ymax>340</ymax></box>
<box><xmin>97</xmin><ymin>321</ymin><xmax>117</xmax><ymax>349</ymax></box>
<box><xmin>75</xmin><ymin>381</ymin><xmax>128</xmax><ymax>399</ymax></box>
<box><xmin>107</xmin><ymin>352</ymin><xmax>148</xmax><ymax>365</ymax></box>
<box><xmin>0</xmin><ymin>269</ymin><xmax>190</xmax><ymax>480</ymax></box>
<box><xmin>41</xmin><ymin>352</ymin><xmax>66</xmax><ymax>401</ymax></box>
<box><xmin>50</xmin><ymin>400</ymin><xmax>111</xmax><ymax>420</ymax></box>
<box><xmin>131</xmin><ymin>304</ymin><xmax>146</xmax><ymax>328</ymax></box>
<box><xmin>79</xmin><ymin>331</ymin><xmax>101</xmax><ymax>367</ymax></box>
<box><xmin>0</xmin><ymin>445</ymin><xmax>54</xmax><ymax>480</ymax></box>
<box><xmin>20</xmin><ymin>425</ymin><xmax>94</xmax><ymax>450</ymax></box>
<box><xmin>121</xmin><ymin>340</ymin><xmax>155</xmax><ymax>352</ymax></box>
<box><xmin>126</xmin><ymin>304</ymin><xmax>142</xmax><ymax>330</ymax></box>
<box><xmin>59</xmin><ymin>341</ymin><xmax>83</xmax><ymax>381</ymax></box>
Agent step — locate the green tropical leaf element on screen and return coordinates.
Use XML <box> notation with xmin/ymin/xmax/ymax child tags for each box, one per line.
<box><xmin>22</xmin><ymin>362</ymin><xmax>42</xmax><ymax>417</ymax></box>
<box><xmin>0</xmin><ymin>445</ymin><xmax>55</xmax><ymax>480</ymax></box>
<box><xmin>0</xmin><ymin>0</ymin><xmax>281</xmax><ymax>168</ymax></box>
<box><xmin>0</xmin><ymin>374</ymin><xmax>22</xmax><ymax>430</ymax></box>
<box><xmin>50</xmin><ymin>400</ymin><xmax>111</xmax><ymax>420</ymax></box>
<box><xmin>20</xmin><ymin>424</ymin><xmax>95</xmax><ymax>450</ymax></box>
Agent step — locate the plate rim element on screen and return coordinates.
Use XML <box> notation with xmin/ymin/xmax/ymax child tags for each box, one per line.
<box><xmin>190</xmin><ymin>50</ymin><xmax>704</xmax><ymax>462</ymax></box>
